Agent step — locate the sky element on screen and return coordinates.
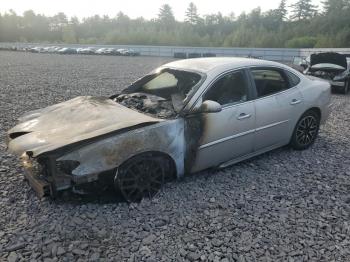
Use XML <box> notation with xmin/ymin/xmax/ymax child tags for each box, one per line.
<box><xmin>1</xmin><ymin>0</ymin><xmax>322</xmax><ymax>20</ymax></box>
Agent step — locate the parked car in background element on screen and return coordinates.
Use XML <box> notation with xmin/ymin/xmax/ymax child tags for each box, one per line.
<box><xmin>117</xmin><ymin>48</ymin><xmax>130</xmax><ymax>56</ymax></box>
<box><xmin>302</xmin><ymin>52</ymin><xmax>350</xmax><ymax>94</ymax></box>
<box><xmin>29</xmin><ymin>46</ymin><xmax>43</xmax><ymax>53</ymax></box>
<box><xmin>49</xmin><ymin>46</ymin><xmax>62</xmax><ymax>53</ymax></box>
<box><xmin>104</xmin><ymin>48</ymin><xmax>118</xmax><ymax>55</ymax></box>
<box><xmin>7</xmin><ymin>58</ymin><xmax>331</xmax><ymax>202</ymax></box>
<box><xmin>77</xmin><ymin>47</ymin><xmax>95</xmax><ymax>55</ymax></box>
<box><xmin>291</xmin><ymin>57</ymin><xmax>306</xmax><ymax>73</ymax></box>
<box><xmin>116</xmin><ymin>48</ymin><xmax>139</xmax><ymax>56</ymax></box>
<box><xmin>58</xmin><ymin>48</ymin><xmax>77</xmax><ymax>54</ymax></box>
<box><xmin>95</xmin><ymin>48</ymin><xmax>108</xmax><ymax>55</ymax></box>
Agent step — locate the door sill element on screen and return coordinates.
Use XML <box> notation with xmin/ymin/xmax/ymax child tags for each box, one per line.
<box><xmin>219</xmin><ymin>143</ymin><xmax>286</xmax><ymax>169</ymax></box>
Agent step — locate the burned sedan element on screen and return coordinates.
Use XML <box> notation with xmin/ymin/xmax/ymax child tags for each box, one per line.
<box><xmin>303</xmin><ymin>52</ymin><xmax>350</xmax><ymax>94</ymax></box>
<box><xmin>7</xmin><ymin>58</ymin><xmax>332</xmax><ymax>202</ymax></box>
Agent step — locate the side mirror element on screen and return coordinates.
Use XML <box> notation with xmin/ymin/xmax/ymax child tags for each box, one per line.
<box><xmin>195</xmin><ymin>100</ymin><xmax>222</xmax><ymax>114</ymax></box>
<box><xmin>299</xmin><ymin>60</ymin><xmax>308</xmax><ymax>69</ymax></box>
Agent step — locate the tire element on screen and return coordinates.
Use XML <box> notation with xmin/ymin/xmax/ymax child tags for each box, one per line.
<box><xmin>114</xmin><ymin>154</ymin><xmax>171</xmax><ymax>202</ymax></box>
<box><xmin>290</xmin><ymin>110</ymin><xmax>320</xmax><ymax>150</ymax></box>
<box><xmin>341</xmin><ymin>80</ymin><xmax>349</xmax><ymax>94</ymax></box>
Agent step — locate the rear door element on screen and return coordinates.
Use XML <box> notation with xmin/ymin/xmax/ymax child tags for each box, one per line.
<box><xmin>248</xmin><ymin>67</ymin><xmax>304</xmax><ymax>151</ymax></box>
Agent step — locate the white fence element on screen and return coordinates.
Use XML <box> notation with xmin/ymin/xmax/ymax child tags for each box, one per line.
<box><xmin>2</xmin><ymin>42</ymin><xmax>350</xmax><ymax>62</ymax></box>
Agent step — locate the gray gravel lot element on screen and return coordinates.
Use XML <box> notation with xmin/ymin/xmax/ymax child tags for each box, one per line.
<box><xmin>1</xmin><ymin>51</ymin><xmax>350</xmax><ymax>262</ymax></box>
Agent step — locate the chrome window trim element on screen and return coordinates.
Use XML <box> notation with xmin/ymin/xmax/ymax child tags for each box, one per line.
<box><xmin>248</xmin><ymin>66</ymin><xmax>300</xmax><ymax>102</ymax></box>
<box><xmin>190</xmin><ymin>66</ymin><xmax>251</xmax><ymax>111</ymax></box>
<box><xmin>190</xmin><ymin>65</ymin><xmax>302</xmax><ymax>112</ymax></box>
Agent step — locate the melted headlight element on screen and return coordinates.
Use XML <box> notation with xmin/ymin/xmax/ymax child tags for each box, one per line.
<box><xmin>56</xmin><ymin>160</ymin><xmax>80</xmax><ymax>175</ymax></box>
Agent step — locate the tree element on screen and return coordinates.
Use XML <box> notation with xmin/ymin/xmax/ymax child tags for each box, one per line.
<box><xmin>276</xmin><ymin>0</ymin><xmax>288</xmax><ymax>20</ymax></box>
<box><xmin>322</xmin><ymin>0</ymin><xmax>347</xmax><ymax>14</ymax></box>
<box><xmin>158</xmin><ymin>4</ymin><xmax>176</xmax><ymax>30</ymax></box>
<box><xmin>185</xmin><ymin>2</ymin><xmax>199</xmax><ymax>25</ymax></box>
<box><xmin>290</xmin><ymin>0</ymin><xmax>318</xmax><ymax>20</ymax></box>
<box><xmin>1</xmin><ymin>2</ymin><xmax>350</xmax><ymax>48</ymax></box>
<box><xmin>158</xmin><ymin>4</ymin><xmax>175</xmax><ymax>23</ymax></box>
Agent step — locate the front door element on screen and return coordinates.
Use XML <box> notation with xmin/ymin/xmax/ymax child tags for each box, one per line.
<box><xmin>191</xmin><ymin>69</ymin><xmax>255</xmax><ymax>172</ymax></box>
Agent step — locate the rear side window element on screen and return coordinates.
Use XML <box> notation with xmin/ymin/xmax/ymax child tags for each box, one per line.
<box><xmin>285</xmin><ymin>70</ymin><xmax>301</xmax><ymax>87</ymax></box>
<box><xmin>251</xmin><ymin>69</ymin><xmax>289</xmax><ymax>97</ymax></box>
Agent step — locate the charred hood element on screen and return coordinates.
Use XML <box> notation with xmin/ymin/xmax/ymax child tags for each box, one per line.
<box><xmin>7</xmin><ymin>96</ymin><xmax>162</xmax><ymax>157</ymax></box>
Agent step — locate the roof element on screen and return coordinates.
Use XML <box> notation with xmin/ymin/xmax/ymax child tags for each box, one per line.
<box><xmin>163</xmin><ymin>57</ymin><xmax>285</xmax><ymax>73</ymax></box>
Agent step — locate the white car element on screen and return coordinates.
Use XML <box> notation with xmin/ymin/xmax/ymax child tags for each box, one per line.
<box><xmin>95</xmin><ymin>48</ymin><xmax>108</xmax><ymax>55</ymax></box>
<box><xmin>7</xmin><ymin>58</ymin><xmax>331</xmax><ymax>201</ymax></box>
<box><xmin>76</xmin><ymin>47</ymin><xmax>95</xmax><ymax>55</ymax></box>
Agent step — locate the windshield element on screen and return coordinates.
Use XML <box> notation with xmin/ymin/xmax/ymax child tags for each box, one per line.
<box><xmin>113</xmin><ymin>68</ymin><xmax>203</xmax><ymax>119</ymax></box>
<box><xmin>134</xmin><ymin>68</ymin><xmax>201</xmax><ymax>99</ymax></box>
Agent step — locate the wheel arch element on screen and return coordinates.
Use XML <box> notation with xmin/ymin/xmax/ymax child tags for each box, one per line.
<box><xmin>306</xmin><ymin>107</ymin><xmax>321</xmax><ymax>119</ymax></box>
<box><xmin>117</xmin><ymin>150</ymin><xmax>178</xmax><ymax>181</ymax></box>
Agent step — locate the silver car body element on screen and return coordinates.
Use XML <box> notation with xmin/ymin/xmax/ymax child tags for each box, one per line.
<box><xmin>7</xmin><ymin>58</ymin><xmax>331</xmax><ymax>194</ymax></box>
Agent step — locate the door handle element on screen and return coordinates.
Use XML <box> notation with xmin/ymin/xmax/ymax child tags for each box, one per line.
<box><xmin>290</xmin><ymin>99</ymin><xmax>301</xmax><ymax>105</ymax></box>
<box><xmin>237</xmin><ymin>113</ymin><xmax>251</xmax><ymax>120</ymax></box>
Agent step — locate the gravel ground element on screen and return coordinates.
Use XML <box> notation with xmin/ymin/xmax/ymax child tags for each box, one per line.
<box><xmin>1</xmin><ymin>51</ymin><xmax>350</xmax><ymax>262</ymax></box>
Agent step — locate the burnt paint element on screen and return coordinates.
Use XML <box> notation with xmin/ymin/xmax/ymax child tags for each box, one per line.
<box><xmin>183</xmin><ymin>114</ymin><xmax>205</xmax><ymax>174</ymax></box>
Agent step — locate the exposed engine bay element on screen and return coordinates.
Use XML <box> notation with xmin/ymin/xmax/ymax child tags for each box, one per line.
<box><xmin>111</xmin><ymin>68</ymin><xmax>203</xmax><ymax>119</ymax></box>
<box><xmin>310</xmin><ymin>70</ymin><xmax>340</xmax><ymax>80</ymax></box>
<box><xmin>113</xmin><ymin>92</ymin><xmax>178</xmax><ymax>119</ymax></box>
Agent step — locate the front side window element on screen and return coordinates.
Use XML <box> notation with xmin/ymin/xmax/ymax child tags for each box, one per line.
<box><xmin>204</xmin><ymin>70</ymin><xmax>249</xmax><ymax>106</ymax></box>
<box><xmin>251</xmin><ymin>69</ymin><xmax>289</xmax><ymax>97</ymax></box>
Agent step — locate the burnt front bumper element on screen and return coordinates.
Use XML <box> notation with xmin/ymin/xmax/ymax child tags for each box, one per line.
<box><xmin>20</xmin><ymin>154</ymin><xmax>92</xmax><ymax>198</ymax></box>
<box><xmin>21</xmin><ymin>154</ymin><xmax>53</xmax><ymax>198</ymax></box>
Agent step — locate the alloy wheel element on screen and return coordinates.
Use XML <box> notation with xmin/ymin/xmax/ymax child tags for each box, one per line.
<box><xmin>296</xmin><ymin>115</ymin><xmax>318</xmax><ymax>146</ymax></box>
<box><xmin>116</xmin><ymin>157</ymin><xmax>164</xmax><ymax>202</ymax></box>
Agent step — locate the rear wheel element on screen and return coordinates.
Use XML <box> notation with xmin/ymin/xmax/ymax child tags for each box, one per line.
<box><xmin>290</xmin><ymin>110</ymin><xmax>320</xmax><ymax>150</ymax></box>
<box><xmin>115</xmin><ymin>154</ymin><xmax>172</xmax><ymax>202</ymax></box>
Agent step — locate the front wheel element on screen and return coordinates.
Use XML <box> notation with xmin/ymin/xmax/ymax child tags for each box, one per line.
<box><xmin>114</xmin><ymin>154</ymin><xmax>170</xmax><ymax>202</ymax></box>
<box><xmin>341</xmin><ymin>80</ymin><xmax>349</xmax><ymax>94</ymax></box>
<box><xmin>290</xmin><ymin>110</ymin><xmax>320</xmax><ymax>150</ymax></box>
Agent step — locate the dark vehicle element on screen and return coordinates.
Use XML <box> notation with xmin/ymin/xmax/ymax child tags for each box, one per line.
<box><xmin>29</xmin><ymin>47</ymin><xmax>43</xmax><ymax>53</ymax></box>
<box><xmin>125</xmin><ymin>49</ymin><xmax>139</xmax><ymax>56</ymax></box>
<box><xmin>303</xmin><ymin>52</ymin><xmax>350</xmax><ymax>94</ymax></box>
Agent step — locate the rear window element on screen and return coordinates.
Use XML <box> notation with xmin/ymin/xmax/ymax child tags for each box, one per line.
<box><xmin>285</xmin><ymin>70</ymin><xmax>301</xmax><ymax>87</ymax></box>
<box><xmin>251</xmin><ymin>69</ymin><xmax>289</xmax><ymax>97</ymax></box>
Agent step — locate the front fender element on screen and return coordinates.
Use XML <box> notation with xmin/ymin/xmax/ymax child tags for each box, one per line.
<box><xmin>57</xmin><ymin>119</ymin><xmax>185</xmax><ymax>181</ymax></box>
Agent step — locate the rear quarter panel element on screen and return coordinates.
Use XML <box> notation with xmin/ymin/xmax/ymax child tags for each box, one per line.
<box><xmin>298</xmin><ymin>76</ymin><xmax>331</xmax><ymax>124</ymax></box>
